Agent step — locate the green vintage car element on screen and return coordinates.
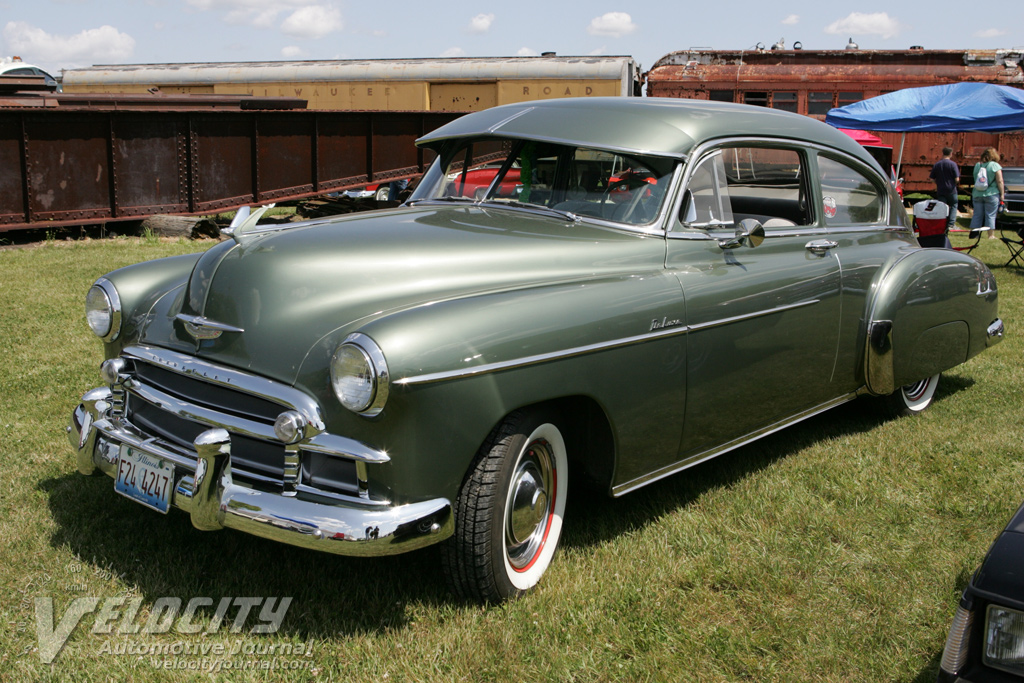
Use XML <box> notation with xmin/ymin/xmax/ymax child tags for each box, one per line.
<box><xmin>70</xmin><ymin>97</ymin><xmax>1004</xmax><ymax>602</ymax></box>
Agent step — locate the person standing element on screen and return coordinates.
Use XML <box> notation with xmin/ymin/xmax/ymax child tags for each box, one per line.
<box><xmin>929</xmin><ymin>147</ymin><xmax>960</xmax><ymax>234</ymax></box>
<box><xmin>971</xmin><ymin>147</ymin><xmax>1005</xmax><ymax>239</ymax></box>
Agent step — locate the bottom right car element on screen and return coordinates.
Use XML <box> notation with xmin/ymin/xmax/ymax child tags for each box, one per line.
<box><xmin>939</xmin><ymin>500</ymin><xmax>1024</xmax><ymax>681</ymax></box>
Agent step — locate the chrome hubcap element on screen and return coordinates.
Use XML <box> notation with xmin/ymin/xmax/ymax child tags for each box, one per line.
<box><xmin>903</xmin><ymin>377</ymin><xmax>931</xmax><ymax>402</ymax></box>
<box><xmin>506</xmin><ymin>441</ymin><xmax>554</xmax><ymax>570</ymax></box>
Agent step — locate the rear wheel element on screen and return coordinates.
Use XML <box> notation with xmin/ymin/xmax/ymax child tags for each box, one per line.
<box><xmin>374</xmin><ymin>184</ymin><xmax>390</xmax><ymax>201</ymax></box>
<box><xmin>442</xmin><ymin>410</ymin><xmax>568</xmax><ymax>602</ymax></box>
<box><xmin>882</xmin><ymin>373</ymin><xmax>940</xmax><ymax>417</ymax></box>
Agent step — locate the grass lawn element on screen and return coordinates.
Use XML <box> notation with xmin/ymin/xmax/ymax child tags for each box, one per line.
<box><xmin>0</xmin><ymin>231</ymin><xmax>1021</xmax><ymax>682</ymax></box>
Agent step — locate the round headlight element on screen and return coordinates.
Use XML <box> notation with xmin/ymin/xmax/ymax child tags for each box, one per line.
<box><xmin>85</xmin><ymin>279</ymin><xmax>121</xmax><ymax>341</ymax></box>
<box><xmin>330</xmin><ymin>334</ymin><xmax>389</xmax><ymax>416</ymax></box>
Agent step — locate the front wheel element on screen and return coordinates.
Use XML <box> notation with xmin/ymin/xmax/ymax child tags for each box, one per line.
<box><xmin>442</xmin><ymin>410</ymin><xmax>568</xmax><ymax>602</ymax></box>
<box><xmin>882</xmin><ymin>373</ymin><xmax>940</xmax><ymax>417</ymax></box>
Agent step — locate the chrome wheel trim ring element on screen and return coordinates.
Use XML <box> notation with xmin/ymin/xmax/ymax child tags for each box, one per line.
<box><xmin>505</xmin><ymin>445</ymin><xmax>553</xmax><ymax>569</ymax></box>
<box><xmin>901</xmin><ymin>374</ymin><xmax>938</xmax><ymax>411</ymax></box>
<box><xmin>501</xmin><ymin>422</ymin><xmax>567</xmax><ymax>591</ymax></box>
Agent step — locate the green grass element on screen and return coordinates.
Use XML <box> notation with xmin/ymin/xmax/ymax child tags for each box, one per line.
<box><xmin>1</xmin><ymin>234</ymin><xmax>1021</xmax><ymax>682</ymax></box>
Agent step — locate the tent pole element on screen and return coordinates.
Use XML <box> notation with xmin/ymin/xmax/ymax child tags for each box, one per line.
<box><xmin>895</xmin><ymin>132</ymin><xmax>906</xmax><ymax>182</ymax></box>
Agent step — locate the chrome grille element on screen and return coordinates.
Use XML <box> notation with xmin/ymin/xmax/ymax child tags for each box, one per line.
<box><xmin>124</xmin><ymin>358</ymin><xmax>360</xmax><ymax>498</ymax></box>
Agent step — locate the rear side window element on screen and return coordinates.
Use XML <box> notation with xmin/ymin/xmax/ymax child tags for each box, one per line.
<box><xmin>679</xmin><ymin>145</ymin><xmax>811</xmax><ymax>230</ymax></box>
<box><xmin>817</xmin><ymin>156</ymin><xmax>885</xmax><ymax>226</ymax></box>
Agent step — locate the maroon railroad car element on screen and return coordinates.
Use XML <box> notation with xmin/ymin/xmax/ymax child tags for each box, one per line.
<box><xmin>645</xmin><ymin>47</ymin><xmax>1024</xmax><ymax>194</ymax></box>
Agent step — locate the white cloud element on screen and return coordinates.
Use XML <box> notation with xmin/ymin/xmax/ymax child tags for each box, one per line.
<box><xmin>186</xmin><ymin>0</ymin><xmax>342</xmax><ymax>36</ymax></box>
<box><xmin>440</xmin><ymin>47</ymin><xmax>466</xmax><ymax>58</ymax></box>
<box><xmin>824</xmin><ymin>12</ymin><xmax>903</xmax><ymax>40</ymax></box>
<box><xmin>586</xmin><ymin>12</ymin><xmax>636</xmax><ymax>38</ymax></box>
<box><xmin>281</xmin><ymin>5</ymin><xmax>342</xmax><ymax>38</ymax></box>
<box><xmin>2</xmin><ymin>22</ymin><xmax>135</xmax><ymax>67</ymax></box>
<box><xmin>467</xmin><ymin>13</ymin><xmax>494</xmax><ymax>34</ymax></box>
<box><xmin>588</xmin><ymin>47</ymin><xmax>606</xmax><ymax>56</ymax></box>
<box><xmin>974</xmin><ymin>28</ymin><xmax>1006</xmax><ymax>38</ymax></box>
<box><xmin>281</xmin><ymin>45</ymin><xmax>306</xmax><ymax>58</ymax></box>
<box><xmin>782</xmin><ymin>14</ymin><xmax>799</xmax><ymax>26</ymax></box>
<box><xmin>517</xmin><ymin>47</ymin><xmax>539</xmax><ymax>56</ymax></box>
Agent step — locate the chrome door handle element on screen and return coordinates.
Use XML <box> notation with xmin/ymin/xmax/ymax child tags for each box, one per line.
<box><xmin>805</xmin><ymin>239</ymin><xmax>838</xmax><ymax>256</ymax></box>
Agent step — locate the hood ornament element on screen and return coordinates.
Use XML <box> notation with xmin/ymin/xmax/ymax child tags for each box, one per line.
<box><xmin>221</xmin><ymin>203</ymin><xmax>276</xmax><ymax>243</ymax></box>
<box><xmin>176</xmin><ymin>314</ymin><xmax>244</xmax><ymax>341</ymax></box>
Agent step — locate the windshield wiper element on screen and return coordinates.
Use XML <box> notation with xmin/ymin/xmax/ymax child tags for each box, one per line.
<box><xmin>479</xmin><ymin>198</ymin><xmax>580</xmax><ymax>223</ymax></box>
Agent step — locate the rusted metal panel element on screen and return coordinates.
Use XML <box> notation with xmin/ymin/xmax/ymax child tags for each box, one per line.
<box><xmin>0</xmin><ymin>107</ymin><xmax>462</xmax><ymax>232</ymax></box>
<box><xmin>0</xmin><ymin>116</ymin><xmax>26</xmax><ymax>225</ymax></box>
<box><xmin>111</xmin><ymin>115</ymin><xmax>189</xmax><ymax>216</ymax></box>
<box><xmin>24</xmin><ymin>114</ymin><xmax>112</xmax><ymax>223</ymax></box>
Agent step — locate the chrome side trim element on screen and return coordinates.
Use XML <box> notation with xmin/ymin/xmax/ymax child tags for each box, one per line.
<box><xmin>687</xmin><ymin>300</ymin><xmax>818</xmax><ymax>333</ymax></box>
<box><xmin>612</xmin><ymin>391</ymin><xmax>859</xmax><ymax>496</ymax></box>
<box><xmin>396</xmin><ymin>299</ymin><xmax>819</xmax><ymax>386</ymax></box>
<box><xmin>123</xmin><ymin>345</ymin><xmax>327</xmax><ymax>432</ymax></box>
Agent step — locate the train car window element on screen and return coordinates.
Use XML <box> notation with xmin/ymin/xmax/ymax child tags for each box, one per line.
<box><xmin>837</xmin><ymin>92</ymin><xmax>863</xmax><ymax>107</ymax></box>
<box><xmin>771</xmin><ymin>92</ymin><xmax>798</xmax><ymax>112</ymax></box>
<box><xmin>807</xmin><ymin>92</ymin><xmax>834</xmax><ymax>116</ymax></box>
<box><xmin>743</xmin><ymin>92</ymin><xmax>769</xmax><ymax>107</ymax></box>
<box><xmin>709</xmin><ymin>90</ymin><xmax>734</xmax><ymax>103</ymax></box>
<box><xmin>817</xmin><ymin>156</ymin><xmax>884</xmax><ymax>226</ymax></box>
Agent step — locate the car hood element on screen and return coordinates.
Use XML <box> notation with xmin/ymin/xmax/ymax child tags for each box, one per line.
<box><xmin>139</xmin><ymin>205</ymin><xmax>663</xmax><ymax>384</ymax></box>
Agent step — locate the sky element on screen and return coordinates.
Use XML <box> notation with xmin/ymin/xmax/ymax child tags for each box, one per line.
<box><xmin>1</xmin><ymin>0</ymin><xmax>1021</xmax><ymax>80</ymax></box>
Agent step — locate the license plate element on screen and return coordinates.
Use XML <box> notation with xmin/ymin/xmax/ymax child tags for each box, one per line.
<box><xmin>115</xmin><ymin>444</ymin><xmax>174</xmax><ymax>514</ymax></box>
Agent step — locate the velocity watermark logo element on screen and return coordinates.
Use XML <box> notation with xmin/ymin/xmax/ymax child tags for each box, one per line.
<box><xmin>34</xmin><ymin>596</ymin><xmax>292</xmax><ymax>664</ymax></box>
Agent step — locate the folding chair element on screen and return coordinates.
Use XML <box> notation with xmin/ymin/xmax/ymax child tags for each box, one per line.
<box><xmin>1000</xmin><ymin>226</ymin><xmax>1024</xmax><ymax>267</ymax></box>
<box><xmin>952</xmin><ymin>229</ymin><xmax>983</xmax><ymax>254</ymax></box>
<box><xmin>913</xmin><ymin>199</ymin><xmax>950</xmax><ymax>249</ymax></box>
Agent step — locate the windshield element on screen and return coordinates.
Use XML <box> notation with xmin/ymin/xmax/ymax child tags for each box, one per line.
<box><xmin>411</xmin><ymin>138</ymin><xmax>677</xmax><ymax>227</ymax></box>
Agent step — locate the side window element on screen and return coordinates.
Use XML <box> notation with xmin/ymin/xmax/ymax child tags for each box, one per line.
<box><xmin>817</xmin><ymin>156</ymin><xmax>885</xmax><ymax>226</ymax></box>
<box><xmin>680</xmin><ymin>146</ymin><xmax>810</xmax><ymax>230</ymax></box>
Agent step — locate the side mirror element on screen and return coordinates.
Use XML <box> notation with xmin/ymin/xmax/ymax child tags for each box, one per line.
<box><xmin>717</xmin><ymin>218</ymin><xmax>765</xmax><ymax>250</ymax></box>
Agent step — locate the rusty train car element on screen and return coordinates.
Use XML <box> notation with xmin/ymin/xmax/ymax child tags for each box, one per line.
<box><xmin>645</xmin><ymin>47</ymin><xmax>1024</xmax><ymax>193</ymax></box>
<box><xmin>61</xmin><ymin>55</ymin><xmax>641</xmax><ymax>112</ymax></box>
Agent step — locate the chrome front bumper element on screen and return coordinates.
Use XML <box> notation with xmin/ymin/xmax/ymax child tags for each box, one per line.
<box><xmin>69</xmin><ymin>389</ymin><xmax>452</xmax><ymax>557</ymax></box>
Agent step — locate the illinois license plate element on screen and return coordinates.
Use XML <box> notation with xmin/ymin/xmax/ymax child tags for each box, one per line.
<box><xmin>115</xmin><ymin>444</ymin><xmax>174</xmax><ymax>514</ymax></box>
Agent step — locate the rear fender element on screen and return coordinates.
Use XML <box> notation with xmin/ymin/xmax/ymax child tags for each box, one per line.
<box><xmin>863</xmin><ymin>249</ymin><xmax>998</xmax><ymax>396</ymax></box>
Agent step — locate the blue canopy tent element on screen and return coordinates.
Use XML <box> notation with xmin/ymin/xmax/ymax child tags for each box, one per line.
<box><xmin>825</xmin><ymin>82</ymin><xmax>1024</xmax><ymax>133</ymax></box>
<box><xmin>825</xmin><ymin>82</ymin><xmax>1024</xmax><ymax>180</ymax></box>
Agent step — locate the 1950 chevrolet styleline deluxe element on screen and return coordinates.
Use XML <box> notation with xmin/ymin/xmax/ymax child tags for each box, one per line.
<box><xmin>69</xmin><ymin>97</ymin><xmax>1003</xmax><ymax>602</ymax></box>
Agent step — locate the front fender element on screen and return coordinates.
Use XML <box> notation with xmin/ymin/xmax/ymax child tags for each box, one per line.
<box><xmin>297</xmin><ymin>269</ymin><xmax>687</xmax><ymax>502</ymax></box>
<box><xmin>864</xmin><ymin>248</ymin><xmax>1000</xmax><ymax>395</ymax></box>
<box><xmin>97</xmin><ymin>252</ymin><xmax>204</xmax><ymax>357</ymax></box>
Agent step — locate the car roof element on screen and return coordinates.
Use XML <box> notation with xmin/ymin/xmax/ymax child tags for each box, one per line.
<box><xmin>416</xmin><ymin>96</ymin><xmax>875</xmax><ymax>164</ymax></box>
